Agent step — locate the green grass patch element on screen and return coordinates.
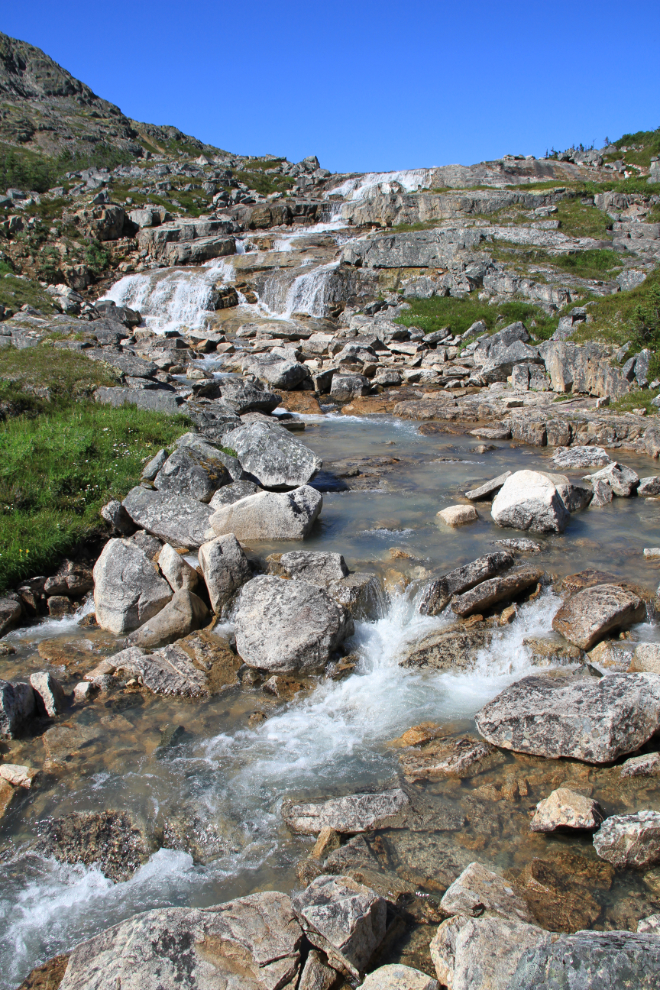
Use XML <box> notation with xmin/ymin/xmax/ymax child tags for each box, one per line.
<box><xmin>0</xmin><ymin>274</ymin><xmax>57</xmax><ymax>315</ymax></box>
<box><xmin>0</xmin><ymin>403</ymin><xmax>190</xmax><ymax>590</ymax></box>
<box><xmin>486</xmin><ymin>242</ymin><xmax>622</xmax><ymax>282</ymax></box>
<box><xmin>231</xmin><ymin>168</ymin><xmax>295</xmax><ymax>197</ymax></box>
<box><xmin>0</xmin><ymin>142</ymin><xmax>135</xmax><ymax>195</ymax></box>
<box><xmin>609</xmin><ymin>388</ymin><xmax>660</xmax><ymax>414</ymax></box>
<box><xmin>0</xmin><ymin>347</ymin><xmax>120</xmax><ymax>415</ymax></box>
<box><xmin>553</xmin><ymin>199</ymin><xmax>613</xmax><ymax>240</ymax></box>
<box><xmin>396</xmin><ymin>295</ymin><xmax>558</xmax><ymax>339</ymax></box>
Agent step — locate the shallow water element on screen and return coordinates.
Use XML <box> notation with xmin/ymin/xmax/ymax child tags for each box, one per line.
<box><xmin>1</xmin><ymin>414</ymin><xmax>660</xmax><ymax>986</ymax></box>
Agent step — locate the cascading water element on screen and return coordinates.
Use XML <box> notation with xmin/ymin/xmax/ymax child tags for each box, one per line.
<box><xmin>325</xmin><ymin>167</ymin><xmax>438</xmax><ymax>203</ymax></box>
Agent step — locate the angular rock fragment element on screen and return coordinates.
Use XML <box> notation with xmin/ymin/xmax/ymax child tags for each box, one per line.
<box><xmin>100</xmin><ymin>644</ymin><xmax>208</xmax><ymax>697</ymax></box>
<box><xmin>29</xmin><ymin>671</ymin><xmax>68</xmax><ymax>717</ymax></box>
<box><xmin>0</xmin><ymin>596</ymin><xmax>23</xmax><ymax>636</ymax></box>
<box><xmin>327</xmin><ymin>572</ymin><xmax>383</xmax><ymax>619</ymax></box>
<box><xmin>122</xmin><ymin>487</ymin><xmax>214</xmax><ymax>549</ymax></box>
<box><xmin>100</xmin><ymin>499</ymin><xmax>136</xmax><ymax>536</ymax></box>
<box><xmin>451</xmin><ymin>567</ymin><xmax>543</xmax><ymax>617</ymax></box>
<box><xmin>223</xmin><ymin>422</ymin><xmax>321</xmax><ymax>489</ymax></box>
<box><xmin>530</xmin><ymin>787</ymin><xmax>604</xmax><ymax>832</ymax></box>
<box><xmin>360</xmin><ymin>964</ymin><xmax>438</xmax><ymax>990</ymax></box>
<box><xmin>209</xmin><ymin>479</ymin><xmax>262</xmax><ymax>507</ymax></box>
<box><xmin>437</xmin><ymin>504</ymin><xmax>478</xmax><ymax>526</ymax></box>
<box><xmin>157</xmin><ymin>543</ymin><xmax>199</xmax><ymax>593</ymax></box>
<box><xmin>298</xmin><ymin>949</ymin><xmax>337</xmax><ymax>990</ymax></box>
<box><xmin>552</xmin><ymin>446</ymin><xmax>611</xmax><ymax>469</ymax></box>
<box><xmin>419</xmin><ymin>551</ymin><xmax>514</xmax><ymax>615</ymax></box>
<box><xmin>128</xmin><ymin>590</ymin><xmax>210</xmax><ymax>648</ymax></box>
<box><xmin>154</xmin><ymin>437</ymin><xmax>233</xmax><ymax>502</ymax></box>
<box><xmin>431</xmin><ymin>914</ymin><xmax>548</xmax><ymax>990</ymax></box>
<box><xmin>590</xmin><ymin>478</ymin><xmax>614</xmax><ymax>505</ymax></box>
<box><xmin>0</xmin><ymin>679</ymin><xmax>35</xmax><ymax>738</ymax></box>
<box><xmin>552</xmin><ymin>583</ymin><xmax>646</xmax><ymax>651</ymax></box>
<box><xmin>400</xmin><ymin>623</ymin><xmax>492</xmax><ymax>671</ymax></box>
<box><xmin>585</xmin><ymin>461</ymin><xmax>640</xmax><ymax>496</ymax></box>
<box><xmin>491</xmin><ymin>470</ymin><xmax>569</xmax><ymax>533</ymax></box>
<box><xmin>620</xmin><ymin>751</ymin><xmax>660</xmax><ymax>777</ymax></box>
<box><xmin>210</xmin><ymin>486</ymin><xmax>322</xmax><ymax>540</ymax></box>
<box><xmin>273</xmin><ymin>550</ymin><xmax>349</xmax><ymax>585</ymax></box>
<box><xmin>282</xmin><ymin>788</ymin><xmax>409</xmax><ymax>834</ymax></box>
<box><xmin>93</xmin><ymin>538</ymin><xmax>173</xmax><ymax>634</ymax></box>
<box><xmin>465</xmin><ymin>471</ymin><xmax>511</xmax><ymax>501</ymax></box>
<box><xmin>198</xmin><ymin>533</ymin><xmax>251</xmax><ymax>613</ymax></box>
<box><xmin>593</xmin><ymin>810</ymin><xmax>660</xmax><ymax>869</ymax></box>
<box><xmin>440</xmin><ymin>861</ymin><xmax>535</xmax><ymax>923</ymax></box>
<box><xmin>638</xmin><ymin>475</ymin><xmax>660</xmax><ymax>496</ymax></box>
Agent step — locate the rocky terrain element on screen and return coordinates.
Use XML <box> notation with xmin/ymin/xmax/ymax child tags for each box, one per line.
<box><xmin>1</xmin><ymin>28</ymin><xmax>660</xmax><ymax>990</ymax></box>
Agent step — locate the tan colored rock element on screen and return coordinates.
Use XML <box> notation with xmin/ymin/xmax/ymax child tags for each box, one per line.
<box><xmin>0</xmin><ymin>778</ymin><xmax>16</xmax><ymax>819</ymax></box>
<box><xmin>631</xmin><ymin>642</ymin><xmax>660</xmax><ymax>675</ymax></box>
<box><xmin>552</xmin><ymin>584</ymin><xmax>646</xmax><ymax>651</ymax></box>
<box><xmin>530</xmin><ymin>787</ymin><xmax>604</xmax><ymax>832</ymax></box>
<box><xmin>437</xmin><ymin>505</ymin><xmax>478</xmax><ymax>526</ymax></box>
<box><xmin>0</xmin><ymin>763</ymin><xmax>38</xmax><ymax>788</ymax></box>
<box><xmin>157</xmin><ymin>543</ymin><xmax>199</xmax><ymax>593</ymax></box>
<box><xmin>440</xmin><ymin>862</ymin><xmax>535</xmax><ymax>923</ymax></box>
<box><xmin>359</xmin><ymin>964</ymin><xmax>439</xmax><ymax>990</ymax></box>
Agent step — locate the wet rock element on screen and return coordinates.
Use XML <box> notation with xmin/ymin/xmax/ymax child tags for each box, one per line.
<box><xmin>464</xmin><ymin>471</ymin><xmax>512</xmax><ymax>501</ymax></box>
<box><xmin>102</xmin><ymin>644</ymin><xmax>208</xmax><ymax>697</ymax></box>
<box><xmin>158</xmin><ymin>543</ymin><xmax>199</xmax><ymax>593</ymax></box>
<box><xmin>552</xmin><ymin>584</ymin><xmax>646</xmax><ymax>651</ymax></box>
<box><xmin>44</xmin><ymin>561</ymin><xmax>94</xmax><ymax>599</ymax></box>
<box><xmin>48</xmin><ymin>596</ymin><xmax>73</xmax><ymax>617</ymax></box>
<box><xmin>210</xmin><ymin>486</ymin><xmax>322</xmax><ymax>540</ymax></box>
<box><xmin>419</xmin><ymin>551</ymin><xmax>514</xmax><ymax>615</ymax></box>
<box><xmin>593</xmin><ymin>810</ymin><xmax>660</xmax><ymax>869</ymax></box>
<box><xmin>128</xmin><ymin>590</ymin><xmax>210</xmax><ymax>648</ymax></box>
<box><xmin>42</xmin><ymin>721</ymin><xmax>103</xmax><ymax>763</ymax></box>
<box><xmin>552</xmin><ymin>446</ymin><xmax>611</xmax><ymax>469</ymax></box>
<box><xmin>272</xmin><ymin>550</ymin><xmax>349</xmax><ymax>585</ymax></box>
<box><xmin>0</xmin><ymin>596</ymin><xmax>23</xmax><ymax>635</ymax></box>
<box><xmin>477</xmin><ymin>670</ymin><xmax>660</xmax><ymax>761</ymax></box>
<box><xmin>530</xmin><ymin>787</ymin><xmax>604</xmax><ymax>832</ymax></box>
<box><xmin>35</xmin><ymin>811</ymin><xmax>153</xmax><ymax>882</ymax></box>
<box><xmin>585</xmin><ymin>461</ymin><xmax>640</xmax><ymax>496</ymax></box>
<box><xmin>638</xmin><ymin>914</ymin><xmax>660</xmax><ymax>933</ymax></box>
<box><xmin>508</xmin><ymin>930</ymin><xmax>660</xmax><ymax>990</ymax></box>
<box><xmin>630</xmin><ymin>642</ymin><xmax>660</xmax><ymax>675</ymax></box>
<box><xmin>620</xmin><ymin>751</ymin><xmax>660</xmax><ymax>777</ymax></box>
<box><xmin>556</xmin><ymin>480</ymin><xmax>593</xmax><ymax>512</ymax></box>
<box><xmin>100</xmin><ymin>499</ymin><xmax>136</xmax><ymax>536</ymax></box>
<box><xmin>123</xmin><ymin>487</ymin><xmax>214</xmax><ymax>549</ymax></box>
<box><xmin>282</xmin><ymin>788</ymin><xmax>409</xmax><ymax>834</ymax></box>
<box><xmin>0</xmin><ymin>777</ymin><xmax>16</xmax><ymax>820</ymax></box>
<box><xmin>59</xmin><ymin>892</ymin><xmax>303</xmax><ymax>990</ymax></box>
<box><xmin>400</xmin><ymin>623</ymin><xmax>492</xmax><ymax>671</ymax></box>
<box><xmin>638</xmin><ymin>475</ymin><xmax>660</xmax><ymax>496</ymax></box>
<box><xmin>234</xmin><ymin>575</ymin><xmax>354</xmax><ymax>673</ymax></box>
<box><xmin>292</xmin><ymin>874</ymin><xmax>387</xmax><ymax>979</ymax></box>
<box><xmin>431</xmin><ymin>914</ymin><xmax>548</xmax><ymax>990</ymax></box>
<box><xmin>198</xmin><ymin>533</ymin><xmax>251</xmax><ymax>613</ymax></box>
<box><xmin>15</xmin><ymin>954</ymin><xmax>69</xmax><ymax>990</ymax></box>
<box><xmin>397</xmin><ymin>734</ymin><xmax>492</xmax><ymax>781</ymax></box>
<box><xmin>0</xmin><ymin>763</ymin><xmax>38</xmax><ymax>788</ymax></box>
<box><xmin>29</xmin><ymin>671</ymin><xmax>68</xmax><ymax>717</ymax></box>
<box><xmin>209</xmin><ymin>479</ymin><xmax>262</xmax><ymax>507</ymax></box>
<box><xmin>513</xmin><ymin>853</ymin><xmax>612</xmax><ymax>933</ymax></box>
<box><xmin>441</xmin><ymin>861</ymin><xmax>535</xmax><ymax>923</ymax></box>
<box><xmin>299</xmin><ymin>949</ymin><xmax>337</xmax><ymax>990</ymax></box>
<box><xmin>437</xmin><ymin>505</ymin><xmax>478</xmax><ymax>526</ymax></box>
<box><xmin>451</xmin><ymin>566</ymin><xmax>543</xmax><ymax>617</ymax></box>
<box><xmin>360</xmin><ymin>964</ymin><xmax>438</xmax><ymax>990</ymax></box>
<box><xmin>327</xmin><ymin>573</ymin><xmax>383</xmax><ymax>620</ymax></box>
<box><xmin>223</xmin><ymin>422</ymin><xmax>321</xmax><ymax>489</ymax></box>
<box><xmin>493</xmin><ymin>538</ymin><xmax>542</xmax><ymax>553</ymax></box>
<box><xmin>93</xmin><ymin>538</ymin><xmax>173</xmax><ymax>635</ymax></box>
<box><xmin>523</xmin><ymin>636</ymin><xmax>584</xmax><ymax>666</ymax></box>
<box><xmin>154</xmin><ymin>438</ymin><xmax>234</xmax><ymax>502</ymax></box>
<box><xmin>312</xmin><ymin>826</ymin><xmax>342</xmax><ymax>860</ymax></box>
<box><xmin>491</xmin><ymin>470</ymin><xmax>569</xmax><ymax>533</ymax></box>
<box><xmin>0</xmin><ymin>679</ymin><xmax>36</xmax><ymax>737</ymax></box>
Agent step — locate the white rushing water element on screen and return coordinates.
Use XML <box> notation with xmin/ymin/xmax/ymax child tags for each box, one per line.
<box><xmin>324</xmin><ymin>167</ymin><xmax>438</xmax><ymax>202</ymax></box>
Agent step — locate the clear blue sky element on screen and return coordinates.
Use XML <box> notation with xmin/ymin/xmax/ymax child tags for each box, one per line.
<box><xmin>5</xmin><ymin>1</ymin><xmax>659</xmax><ymax>173</ymax></box>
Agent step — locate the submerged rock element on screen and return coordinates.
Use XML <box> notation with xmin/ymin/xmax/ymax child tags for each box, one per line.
<box><xmin>552</xmin><ymin>583</ymin><xmax>646</xmax><ymax>651</ymax></box>
<box><xmin>474</xmin><ymin>671</ymin><xmax>660</xmax><ymax>763</ymax></box>
<box><xmin>92</xmin><ymin>538</ymin><xmax>173</xmax><ymax>635</ymax></box>
<box><xmin>282</xmin><ymin>788</ymin><xmax>409</xmax><ymax>834</ymax></box>
<box><xmin>400</xmin><ymin>623</ymin><xmax>492</xmax><ymax>671</ymax></box>
<box><xmin>437</xmin><ymin>504</ymin><xmax>478</xmax><ymax>526</ymax></box>
<box><xmin>530</xmin><ymin>787</ymin><xmax>604</xmax><ymax>832</ymax></box>
<box><xmin>210</xmin><ymin>486</ymin><xmax>322</xmax><ymax>540</ymax></box>
<box><xmin>593</xmin><ymin>810</ymin><xmax>660</xmax><ymax>869</ymax></box>
<box><xmin>35</xmin><ymin>811</ymin><xmax>153</xmax><ymax>882</ymax></box>
<box><xmin>585</xmin><ymin>461</ymin><xmax>640</xmax><ymax>496</ymax></box>
<box><xmin>513</xmin><ymin>851</ymin><xmax>612</xmax><ymax>933</ymax></box>
<box><xmin>491</xmin><ymin>470</ymin><xmax>569</xmax><ymax>533</ymax></box>
<box><xmin>440</xmin><ymin>861</ymin><xmax>535</xmax><ymax>923</ymax></box>
<box><xmin>397</xmin><ymin>734</ymin><xmax>492</xmax><ymax>780</ymax></box>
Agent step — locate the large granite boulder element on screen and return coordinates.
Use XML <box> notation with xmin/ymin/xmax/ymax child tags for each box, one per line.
<box><xmin>210</xmin><ymin>486</ymin><xmax>322</xmax><ymax>540</ymax></box>
<box><xmin>93</xmin><ymin>538</ymin><xmax>173</xmax><ymax>635</ymax></box>
<box><xmin>198</xmin><ymin>533</ymin><xmax>251</xmax><ymax>613</ymax></box>
<box><xmin>122</xmin><ymin>487</ymin><xmax>214</xmax><ymax>549</ymax></box>
<box><xmin>158</xmin><ymin>543</ymin><xmax>199</xmax><ymax>593</ymax></box>
<box><xmin>275</xmin><ymin>550</ymin><xmax>349</xmax><ymax>585</ymax></box>
<box><xmin>218</xmin><ymin>381</ymin><xmax>281</xmax><ymax>414</ymax></box>
<box><xmin>440</xmin><ymin>862</ymin><xmax>534</xmax><ymax>923</ymax></box>
<box><xmin>245</xmin><ymin>353</ymin><xmax>309</xmax><ymax>390</ymax></box>
<box><xmin>282</xmin><ymin>788</ymin><xmax>409</xmax><ymax>834</ymax></box>
<box><xmin>234</xmin><ymin>575</ymin><xmax>354</xmax><ymax>672</ymax></box>
<box><xmin>593</xmin><ymin>810</ymin><xmax>660</xmax><ymax>869</ymax></box>
<box><xmin>58</xmin><ymin>892</ymin><xmax>303</xmax><ymax>990</ymax></box>
<box><xmin>430</xmin><ymin>914</ymin><xmax>548</xmax><ymax>990</ymax></box>
<box><xmin>154</xmin><ymin>436</ymin><xmax>234</xmax><ymax>502</ymax></box>
<box><xmin>474</xmin><ymin>672</ymin><xmax>660</xmax><ymax>763</ymax></box>
<box><xmin>222</xmin><ymin>422</ymin><xmax>321</xmax><ymax>489</ymax></box>
<box><xmin>491</xmin><ymin>470</ymin><xmax>569</xmax><ymax>533</ymax></box>
<box><xmin>128</xmin><ymin>590</ymin><xmax>210</xmax><ymax>648</ymax></box>
<box><xmin>552</xmin><ymin>584</ymin><xmax>646</xmax><ymax>651</ymax></box>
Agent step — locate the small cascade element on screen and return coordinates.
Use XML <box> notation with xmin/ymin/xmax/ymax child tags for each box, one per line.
<box><xmin>325</xmin><ymin>167</ymin><xmax>437</xmax><ymax>203</ymax></box>
<box><xmin>258</xmin><ymin>261</ymin><xmax>341</xmax><ymax>319</ymax></box>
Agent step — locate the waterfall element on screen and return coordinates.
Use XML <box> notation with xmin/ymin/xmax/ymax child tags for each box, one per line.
<box><xmin>324</xmin><ymin>167</ymin><xmax>438</xmax><ymax>203</ymax></box>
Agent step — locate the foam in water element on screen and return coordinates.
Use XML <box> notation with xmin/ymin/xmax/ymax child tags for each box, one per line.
<box><xmin>257</xmin><ymin>260</ymin><xmax>340</xmax><ymax>319</ymax></box>
<box><xmin>325</xmin><ymin>168</ymin><xmax>438</xmax><ymax>203</ymax></box>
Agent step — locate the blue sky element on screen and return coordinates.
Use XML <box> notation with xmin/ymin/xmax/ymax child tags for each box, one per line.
<box><xmin>5</xmin><ymin>1</ymin><xmax>660</xmax><ymax>173</ymax></box>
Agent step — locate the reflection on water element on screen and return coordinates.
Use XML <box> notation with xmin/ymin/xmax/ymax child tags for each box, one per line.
<box><xmin>1</xmin><ymin>414</ymin><xmax>659</xmax><ymax>985</ymax></box>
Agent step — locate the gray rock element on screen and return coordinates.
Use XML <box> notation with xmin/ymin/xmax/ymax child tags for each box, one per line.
<box><xmin>530</xmin><ymin>787</ymin><xmax>604</xmax><ymax>832</ymax></box>
<box><xmin>360</xmin><ymin>965</ymin><xmax>438</xmax><ymax>990</ymax></box>
<box><xmin>0</xmin><ymin>680</ymin><xmax>35</xmax><ymax>738</ymax></box>
<box><xmin>431</xmin><ymin>914</ymin><xmax>548</xmax><ymax>990</ymax></box>
<box><xmin>59</xmin><ymin>892</ymin><xmax>302</xmax><ymax>990</ymax></box>
<box><xmin>35</xmin><ymin>810</ymin><xmax>152</xmax><ymax>884</ymax></box>
<box><xmin>464</xmin><ymin>472</ymin><xmax>512</xmax><ymax>501</ymax></box>
<box><xmin>451</xmin><ymin>566</ymin><xmax>544</xmax><ymax>617</ymax></box>
<box><xmin>218</xmin><ymin>381</ymin><xmax>281</xmax><ymax>414</ymax></box>
<box><xmin>176</xmin><ymin>432</ymin><xmax>243</xmax><ymax>482</ymax></box>
<box><xmin>292</xmin><ymin>874</ymin><xmax>387</xmax><ymax>979</ymax></box>
<box><xmin>95</xmin><ymin>386</ymin><xmax>186</xmax><ymax>415</ymax></box>
<box><xmin>209</xmin><ymin>480</ymin><xmax>262</xmax><ymax>507</ymax></box>
<box><xmin>638</xmin><ymin>914</ymin><xmax>660</xmax><ymax>933</ymax></box>
<box><xmin>122</xmin><ymin>487</ymin><xmax>215</xmax><ymax>549</ymax></box>
<box><xmin>128</xmin><ymin>590</ymin><xmax>210</xmax><ymax>648</ymax></box>
<box><xmin>330</xmin><ymin>374</ymin><xmax>370</xmax><ymax>400</ymax></box>
<box><xmin>419</xmin><ymin>551</ymin><xmax>514</xmax><ymax>615</ymax></box>
<box><xmin>29</xmin><ymin>671</ymin><xmax>68</xmax><ymax>717</ymax></box>
<box><xmin>246</xmin><ymin>353</ymin><xmax>309</xmax><ymax>390</ymax></box>
<box><xmin>282</xmin><ymin>788</ymin><xmax>409</xmax><ymax>834</ymax></box>
<box><xmin>154</xmin><ymin>439</ymin><xmax>234</xmax><ymax>503</ymax></box>
<box><xmin>479</xmin><ymin>340</ymin><xmax>542</xmax><ymax>384</ymax></box>
<box><xmin>198</xmin><ymin>534</ymin><xmax>251</xmax><ymax>613</ymax></box>
<box><xmin>620</xmin><ymin>752</ymin><xmax>660</xmax><ymax>777</ymax></box>
<box><xmin>638</xmin><ymin>476</ymin><xmax>660</xmax><ymax>496</ymax></box>
<box><xmin>440</xmin><ymin>861</ymin><xmax>534</xmax><ymax>923</ymax></box>
<box><xmin>556</xmin><ymin>480</ymin><xmax>593</xmax><ymax>512</ymax></box>
<box><xmin>552</xmin><ymin>446</ymin><xmax>611</xmax><ymax>469</ymax></box>
<box><xmin>590</xmin><ymin>478</ymin><xmax>614</xmax><ymax>505</ymax></box>
<box><xmin>552</xmin><ymin>583</ymin><xmax>646</xmax><ymax>651</ymax></box>
<box><xmin>491</xmin><ymin>470</ymin><xmax>570</xmax><ymax>533</ymax></box>
<box><xmin>493</xmin><ymin>538</ymin><xmax>542</xmax><ymax>553</ymax></box>
<box><xmin>131</xmin><ymin>530</ymin><xmax>164</xmax><ymax>560</ymax></box>
<box><xmin>104</xmin><ymin>644</ymin><xmax>208</xmax><ymax>697</ymax></box>
<box><xmin>508</xmin><ymin>930</ymin><xmax>660</xmax><ymax>990</ymax></box>
<box><xmin>593</xmin><ymin>810</ymin><xmax>660</xmax><ymax>869</ymax></box>
<box><xmin>399</xmin><ymin>623</ymin><xmax>492</xmax><ymax>672</ymax></box>
<box><xmin>100</xmin><ymin>499</ymin><xmax>136</xmax><ymax>536</ymax></box>
<box><xmin>234</xmin><ymin>575</ymin><xmax>354</xmax><ymax>673</ymax></box>
<box><xmin>158</xmin><ymin>543</ymin><xmax>199</xmax><ymax>593</ymax></box>
<box><xmin>141</xmin><ymin>448</ymin><xmax>168</xmax><ymax>480</ymax></box>
<box><xmin>475</xmin><ymin>671</ymin><xmax>660</xmax><ymax>763</ymax></box>
<box><xmin>327</xmin><ymin>573</ymin><xmax>384</xmax><ymax>620</ymax></box>
<box><xmin>210</xmin><ymin>486</ymin><xmax>322</xmax><ymax>540</ymax></box>
<box><xmin>275</xmin><ymin>550</ymin><xmax>349</xmax><ymax>585</ymax></box>
<box><xmin>222</xmin><ymin>422</ymin><xmax>321</xmax><ymax>490</ymax></box>
<box><xmin>585</xmin><ymin>461</ymin><xmax>640</xmax><ymax>496</ymax></box>
<box><xmin>93</xmin><ymin>538</ymin><xmax>173</xmax><ymax>635</ymax></box>
<box><xmin>186</xmin><ymin>399</ymin><xmax>241</xmax><ymax>441</ymax></box>
<box><xmin>299</xmin><ymin>950</ymin><xmax>337</xmax><ymax>990</ymax></box>
<box><xmin>0</xmin><ymin>596</ymin><xmax>22</xmax><ymax>636</ymax></box>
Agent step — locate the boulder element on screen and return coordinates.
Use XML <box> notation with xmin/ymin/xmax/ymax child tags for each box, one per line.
<box><xmin>282</xmin><ymin>788</ymin><xmax>409</xmax><ymax>834</ymax></box>
<box><xmin>491</xmin><ymin>470</ymin><xmax>570</xmax><ymax>533</ymax></box>
<box><xmin>430</xmin><ymin>914</ymin><xmax>548</xmax><ymax>990</ymax></box>
<box><xmin>451</xmin><ymin>566</ymin><xmax>544</xmax><ymax>617</ymax></box>
<box><xmin>530</xmin><ymin>787</ymin><xmax>604</xmax><ymax>832</ymax></box>
<box><xmin>591</xmin><ymin>478</ymin><xmax>614</xmax><ymax>505</ymax></box>
<box><xmin>327</xmin><ymin>573</ymin><xmax>384</xmax><ymax>620</ymax></box>
<box><xmin>638</xmin><ymin>476</ymin><xmax>660</xmax><ymax>496</ymax></box>
<box><xmin>158</xmin><ymin>544</ymin><xmax>199</xmax><ymax>593</ymax></box>
<box><xmin>273</xmin><ymin>550</ymin><xmax>349</xmax><ymax>585</ymax></box>
<box><xmin>552</xmin><ymin>584</ymin><xmax>646</xmax><ymax>651</ymax></box>
<box><xmin>359</xmin><ymin>965</ymin><xmax>438</xmax><ymax>990</ymax></box>
<box><xmin>209</xmin><ymin>480</ymin><xmax>263</xmax><ymax>507</ymax></box>
<box><xmin>34</xmin><ymin>810</ymin><xmax>152</xmax><ymax>883</ymax></box>
<box><xmin>0</xmin><ymin>679</ymin><xmax>35</xmax><ymax>738</ymax></box>
<box><xmin>0</xmin><ymin>596</ymin><xmax>23</xmax><ymax>636</ymax></box>
<box><xmin>154</xmin><ymin>437</ymin><xmax>234</xmax><ymax>502</ymax></box>
<box><xmin>246</xmin><ymin>353</ymin><xmax>309</xmax><ymax>390</ymax></box>
<box><xmin>593</xmin><ymin>810</ymin><xmax>660</xmax><ymax>869</ymax></box>
<box><xmin>128</xmin><ymin>590</ymin><xmax>210</xmax><ymax>648</ymax></box>
<box><xmin>396</xmin><ymin>734</ymin><xmax>491</xmax><ymax>781</ymax></box>
<box><xmin>585</xmin><ymin>461</ymin><xmax>640</xmax><ymax>496</ymax></box>
<box><xmin>552</xmin><ymin>446</ymin><xmax>610</xmax><ymax>468</ymax></box>
<box><xmin>122</xmin><ymin>487</ymin><xmax>214</xmax><ymax>549</ymax></box>
<box><xmin>176</xmin><ymin>432</ymin><xmax>243</xmax><ymax>481</ymax></box>
<box><xmin>508</xmin><ymin>930</ymin><xmax>660</xmax><ymax>990</ymax></box>
<box><xmin>399</xmin><ymin>624</ymin><xmax>492</xmax><ymax>672</ymax></box>
<box><xmin>464</xmin><ymin>472</ymin><xmax>512</xmax><ymax>501</ymax></box>
<box><xmin>440</xmin><ymin>861</ymin><xmax>534</xmax><ymax>923</ymax></box>
<box><xmin>331</xmin><ymin>374</ymin><xmax>370</xmax><ymax>400</ymax></box>
<box><xmin>99</xmin><ymin>644</ymin><xmax>208</xmax><ymax>697</ymax></box>
<box><xmin>58</xmin><ymin>892</ymin><xmax>302</xmax><ymax>990</ymax></box>
<box><xmin>210</xmin><ymin>486</ymin><xmax>322</xmax><ymax>540</ymax></box>
<box><xmin>29</xmin><ymin>671</ymin><xmax>68</xmax><ymax>717</ymax></box>
<box><xmin>292</xmin><ymin>874</ymin><xmax>387</xmax><ymax>979</ymax></box>
<box><xmin>100</xmin><ymin>499</ymin><xmax>136</xmax><ymax>536</ymax></box>
<box><xmin>218</xmin><ymin>381</ymin><xmax>281</xmax><ymax>414</ymax></box>
<box><xmin>222</xmin><ymin>422</ymin><xmax>321</xmax><ymax>490</ymax></box>
<box><xmin>198</xmin><ymin>533</ymin><xmax>251</xmax><ymax>613</ymax></box>
<box><xmin>299</xmin><ymin>949</ymin><xmax>338</xmax><ymax>990</ymax></box>
<box><xmin>437</xmin><ymin>505</ymin><xmax>478</xmax><ymax>526</ymax></box>
<box><xmin>419</xmin><ymin>551</ymin><xmax>514</xmax><ymax>615</ymax></box>
<box><xmin>234</xmin><ymin>576</ymin><xmax>354</xmax><ymax>672</ymax></box>
<box><xmin>474</xmin><ymin>671</ymin><xmax>660</xmax><ymax>763</ymax></box>
<box><xmin>479</xmin><ymin>340</ymin><xmax>542</xmax><ymax>383</ymax></box>
<box><xmin>555</xmin><ymin>480</ymin><xmax>593</xmax><ymax>512</ymax></box>
<box><xmin>141</xmin><ymin>449</ymin><xmax>168</xmax><ymax>480</ymax></box>
<box><xmin>93</xmin><ymin>538</ymin><xmax>173</xmax><ymax>634</ymax></box>
<box><xmin>620</xmin><ymin>752</ymin><xmax>660</xmax><ymax>778</ymax></box>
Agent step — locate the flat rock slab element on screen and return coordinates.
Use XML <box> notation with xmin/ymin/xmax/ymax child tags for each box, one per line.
<box><xmin>419</xmin><ymin>550</ymin><xmax>514</xmax><ymax>614</ymax></box>
<box><xmin>223</xmin><ymin>422</ymin><xmax>321</xmax><ymax>489</ymax></box>
<box><xmin>552</xmin><ymin>583</ymin><xmax>646</xmax><ymax>651</ymax></box>
<box><xmin>474</xmin><ymin>671</ymin><xmax>660</xmax><ymax>763</ymax></box>
<box><xmin>440</xmin><ymin>861</ymin><xmax>535</xmax><ymax>923</ymax></box>
<box><xmin>530</xmin><ymin>787</ymin><xmax>604</xmax><ymax>832</ymax></box>
<box><xmin>508</xmin><ymin>930</ymin><xmax>660</xmax><ymax>990</ymax></box>
<box><xmin>437</xmin><ymin>504</ymin><xmax>478</xmax><ymax>526</ymax></box>
<box><xmin>282</xmin><ymin>788</ymin><xmax>409</xmax><ymax>834</ymax></box>
<box><xmin>274</xmin><ymin>550</ymin><xmax>349</xmax><ymax>585</ymax></box>
<box><xmin>552</xmin><ymin>446</ymin><xmax>611</xmax><ymax>468</ymax></box>
<box><xmin>397</xmin><ymin>735</ymin><xmax>492</xmax><ymax>780</ymax></box>
<box><xmin>122</xmin><ymin>487</ymin><xmax>214</xmax><ymax>549</ymax></box>
<box><xmin>465</xmin><ymin>471</ymin><xmax>512</xmax><ymax>501</ymax></box>
<box><xmin>103</xmin><ymin>644</ymin><xmax>208</xmax><ymax>697</ymax></box>
<box><xmin>59</xmin><ymin>892</ymin><xmax>302</xmax><ymax>990</ymax></box>
<box><xmin>210</xmin><ymin>486</ymin><xmax>322</xmax><ymax>540</ymax></box>
<box><xmin>593</xmin><ymin>810</ymin><xmax>660</xmax><ymax>868</ymax></box>
<box><xmin>451</xmin><ymin>566</ymin><xmax>543</xmax><ymax>617</ymax></box>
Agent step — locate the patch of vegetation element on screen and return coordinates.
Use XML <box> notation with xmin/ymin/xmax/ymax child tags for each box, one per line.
<box><xmin>610</xmin><ymin>388</ymin><xmax>660</xmax><ymax>415</ymax></box>
<box><xmin>487</xmin><ymin>242</ymin><xmax>622</xmax><ymax>282</ymax></box>
<box><xmin>0</xmin><ymin>274</ymin><xmax>57</xmax><ymax>315</ymax></box>
<box><xmin>84</xmin><ymin>239</ymin><xmax>111</xmax><ymax>276</ymax></box>
<box><xmin>0</xmin><ymin>404</ymin><xmax>190</xmax><ymax>589</ymax></box>
<box><xmin>611</xmin><ymin>127</ymin><xmax>660</xmax><ymax>169</ymax></box>
<box><xmin>0</xmin><ymin>347</ymin><xmax>121</xmax><ymax>415</ymax></box>
<box><xmin>389</xmin><ymin>219</ymin><xmax>447</xmax><ymax>234</ymax></box>
<box><xmin>231</xmin><ymin>167</ymin><xmax>295</xmax><ymax>197</ymax></box>
<box><xmin>553</xmin><ymin>199</ymin><xmax>613</xmax><ymax>240</ymax></box>
<box><xmin>396</xmin><ymin>295</ymin><xmax>558</xmax><ymax>339</ymax></box>
<box><xmin>0</xmin><ymin>143</ymin><xmax>135</xmax><ymax>195</ymax></box>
